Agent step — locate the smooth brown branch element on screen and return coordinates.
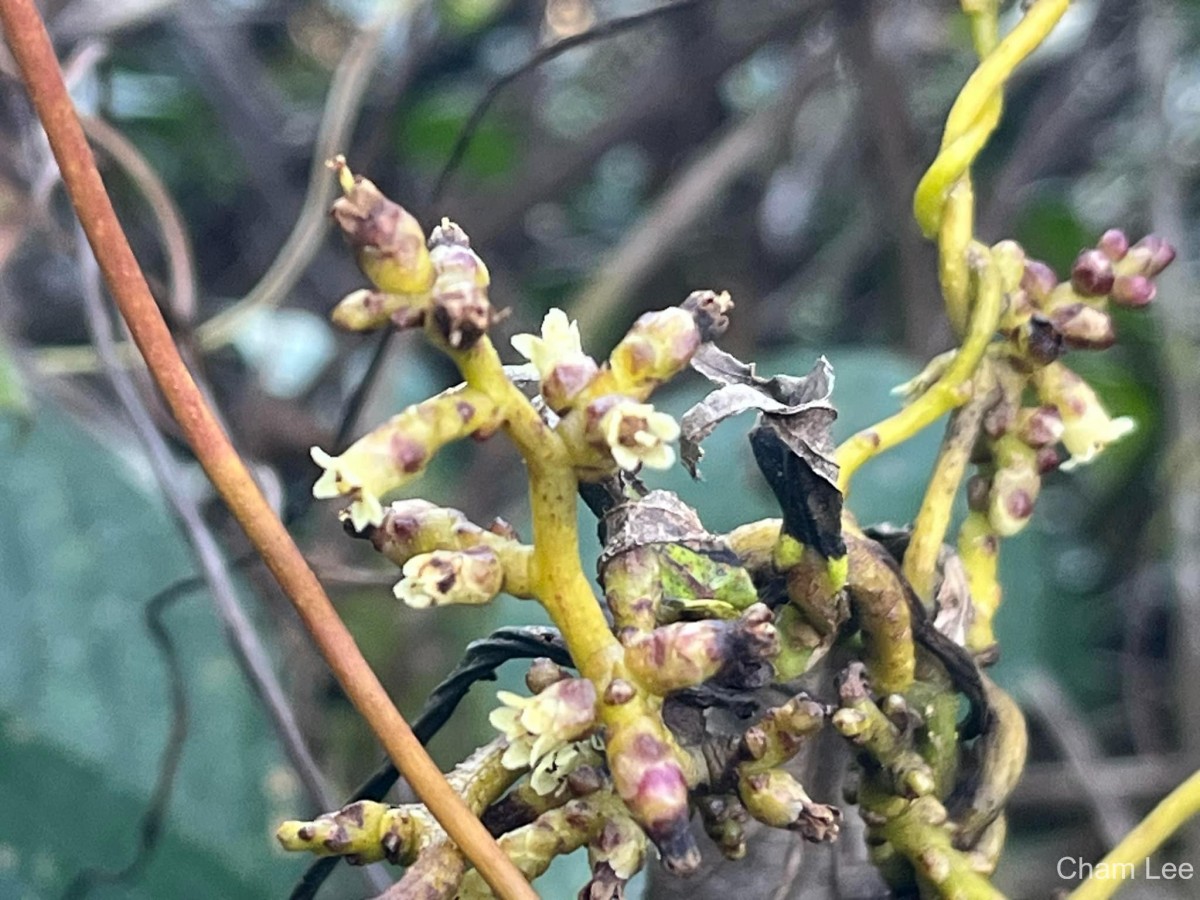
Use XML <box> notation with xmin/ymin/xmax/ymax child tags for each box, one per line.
<box><xmin>0</xmin><ymin>5</ymin><xmax>534</xmax><ymax>897</ymax></box>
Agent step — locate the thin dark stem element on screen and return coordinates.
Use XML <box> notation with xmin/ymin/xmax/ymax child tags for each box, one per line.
<box><xmin>431</xmin><ymin>0</ymin><xmax>705</xmax><ymax>202</ymax></box>
<box><xmin>73</xmin><ymin>225</ymin><xmax>338</xmax><ymax>813</ymax></box>
<box><xmin>60</xmin><ymin>580</ymin><xmax>192</xmax><ymax>899</ymax></box>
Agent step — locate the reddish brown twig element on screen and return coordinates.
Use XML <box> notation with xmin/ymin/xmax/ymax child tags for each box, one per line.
<box><xmin>0</xmin><ymin>2</ymin><xmax>534</xmax><ymax>896</ymax></box>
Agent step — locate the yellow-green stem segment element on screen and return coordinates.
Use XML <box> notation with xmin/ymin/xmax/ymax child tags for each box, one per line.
<box><xmin>837</xmin><ymin>244</ymin><xmax>1002</xmax><ymax>493</ymax></box>
<box><xmin>1067</xmin><ymin>769</ymin><xmax>1200</xmax><ymax>900</ymax></box>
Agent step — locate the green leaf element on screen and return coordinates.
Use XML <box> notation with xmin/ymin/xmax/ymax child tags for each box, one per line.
<box><xmin>0</xmin><ymin>409</ymin><xmax>309</xmax><ymax>896</ymax></box>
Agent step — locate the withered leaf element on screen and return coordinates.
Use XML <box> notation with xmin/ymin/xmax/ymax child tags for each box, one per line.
<box><xmin>683</xmin><ymin>345</ymin><xmax>843</xmax><ymax>557</ymax></box>
<box><xmin>682</xmin><ymin>346</ymin><xmax>837</xmax><ymax>479</ymax></box>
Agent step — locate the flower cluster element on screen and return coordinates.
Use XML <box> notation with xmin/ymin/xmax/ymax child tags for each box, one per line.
<box><xmin>488</xmin><ymin>678</ymin><xmax>599</xmax><ymax>796</ymax></box>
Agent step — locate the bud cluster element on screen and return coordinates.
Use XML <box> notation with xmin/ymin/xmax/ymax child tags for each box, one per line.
<box><xmin>958</xmin><ymin>230</ymin><xmax>1174</xmax><ymax>540</ymax></box>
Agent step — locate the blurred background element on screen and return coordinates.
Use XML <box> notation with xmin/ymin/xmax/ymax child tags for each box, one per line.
<box><xmin>1</xmin><ymin>0</ymin><xmax>1198</xmax><ymax>897</ymax></box>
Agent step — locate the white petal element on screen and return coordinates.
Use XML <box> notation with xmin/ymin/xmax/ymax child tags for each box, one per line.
<box><xmin>510</xmin><ymin>333</ymin><xmax>538</xmax><ymax>361</ymax></box>
<box><xmin>640</xmin><ymin>444</ymin><xmax>676</xmax><ymax>470</ymax></box>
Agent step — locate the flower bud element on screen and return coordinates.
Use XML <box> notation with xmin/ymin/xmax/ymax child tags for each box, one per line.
<box><xmin>998</xmin><ymin>288</ymin><xmax>1034</xmax><ymax>332</ymax></box>
<box><xmin>698</xmin><ymin>795</ymin><xmax>748</xmax><ymax>861</ymax></box>
<box><xmin>1015</xmin><ymin>406</ymin><xmax>1065</xmax><ymax>448</ymax></box>
<box><xmin>511</xmin><ymin>308</ymin><xmax>599</xmax><ymax>411</ymax></box>
<box><xmin>681</xmin><ymin>289</ymin><xmax>735</xmax><ymax>342</ymax></box>
<box><xmin>1097</xmin><ymin>229</ymin><xmax>1129</xmax><ymax>261</ymax></box>
<box><xmin>606</xmin><ymin>723</ymin><xmax>698</xmax><ymax>874</ymax></box>
<box><xmin>991</xmin><ymin>240</ymin><xmax>1027</xmax><ymax>294</ymax></box>
<box><xmin>311</xmin><ymin>389</ymin><xmax>501</xmax><ymax>531</ymax></box>
<box><xmin>1036</xmin><ymin>446</ymin><xmax>1061</xmax><ymax>474</ymax></box>
<box><xmin>621</xmin><ymin>604</ymin><xmax>778</xmax><ymax>694</ymax></box>
<box><xmin>1126</xmin><ymin>234</ymin><xmax>1176</xmax><ymax>277</ymax></box>
<box><xmin>738</xmin><ymin>694</ymin><xmax>826</xmax><ymax>771</ymax></box>
<box><xmin>589</xmin><ymin>814</ymin><xmax>647</xmax><ymax>883</ymax></box>
<box><xmin>394</xmin><ymin>547</ymin><xmax>504</xmax><ymax>608</ymax></box>
<box><xmin>986</xmin><ymin>435</ymin><xmax>1040</xmax><ymax>537</ymax></box>
<box><xmin>526</xmin><ymin>658</ymin><xmax>571</xmax><ymax>694</ymax></box>
<box><xmin>331</xmin><ymin>288</ymin><xmax>427</xmax><ymax>332</ymax></box>
<box><xmin>1021</xmin><ymin>259</ymin><xmax>1058</xmax><ymax>306</ymax></box>
<box><xmin>329</xmin><ymin>158</ymin><xmax>434</xmax><ymax>295</ymax></box>
<box><xmin>1070</xmin><ymin>249</ymin><xmax>1115</xmax><ymax>297</ymax></box>
<box><xmin>277</xmin><ymin>800</ymin><xmax>414</xmax><ymax>864</ymax></box>
<box><xmin>738</xmin><ymin>769</ymin><xmax>841</xmax><ymax>841</ymax></box>
<box><xmin>428</xmin><ymin>223</ymin><xmax>493</xmax><ymax>350</ymax></box>
<box><xmin>1015</xmin><ymin>314</ymin><xmax>1063</xmax><ymax>366</ymax></box>
<box><xmin>1033</xmin><ymin>362</ymin><xmax>1136</xmax><ymax>470</ymax></box>
<box><xmin>608</xmin><ymin>307</ymin><xmax>702</xmax><ymax>396</ymax></box>
<box><xmin>1111</xmin><ymin>274</ymin><xmax>1156</xmax><ymax>308</ymax></box>
<box><xmin>1047</xmin><ymin>302</ymin><xmax>1115</xmax><ymax>350</ymax></box>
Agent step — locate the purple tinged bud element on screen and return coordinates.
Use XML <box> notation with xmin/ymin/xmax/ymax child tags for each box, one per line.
<box><xmin>526</xmin><ymin>658</ymin><xmax>570</xmax><ymax>694</ymax></box>
<box><xmin>566</xmin><ymin>765</ymin><xmax>605</xmax><ymax>797</ymax></box>
<box><xmin>681</xmin><ymin>289</ymin><xmax>735</xmax><ymax>342</ymax></box>
<box><xmin>1020</xmin><ymin>315</ymin><xmax>1064</xmax><ymax>366</ymax></box>
<box><xmin>1036</xmin><ymin>447</ymin><xmax>1061</xmax><ymax>474</ymax></box>
<box><xmin>1070</xmin><ymin>249</ymin><xmax>1115</xmax><ymax>297</ymax></box>
<box><xmin>1021</xmin><ymin>260</ymin><xmax>1058</xmax><ymax>305</ymax></box>
<box><xmin>1111</xmin><ymin>274</ymin><xmax>1157</xmax><ymax>308</ymax></box>
<box><xmin>603</xmin><ymin>679</ymin><xmax>636</xmax><ymax>706</ymax></box>
<box><xmin>1017</xmin><ymin>406</ymin><xmax>1065</xmax><ymax>448</ymax></box>
<box><xmin>1129</xmin><ymin>235</ymin><xmax>1177</xmax><ymax>277</ymax></box>
<box><xmin>1098</xmin><ymin>229</ymin><xmax>1129</xmax><ymax>261</ymax></box>
<box><xmin>1049</xmin><ymin>303</ymin><xmax>1116</xmax><ymax>350</ymax></box>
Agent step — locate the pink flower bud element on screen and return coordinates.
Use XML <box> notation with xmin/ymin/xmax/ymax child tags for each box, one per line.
<box><xmin>1016</xmin><ymin>406</ymin><xmax>1065</xmax><ymax>448</ymax></box>
<box><xmin>1048</xmin><ymin>303</ymin><xmax>1116</xmax><ymax>350</ymax></box>
<box><xmin>1111</xmin><ymin>274</ymin><xmax>1157</xmax><ymax>308</ymax></box>
<box><xmin>1128</xmin><ymin>234</ymin><xmax>1176</xmax><ymax>277</ymax></box>
<box><xmin>1098</xmin><ymin>229</ymin><xmax>1129</xmax><ymax>261</ymax></box>
<box><xmin>1070</xmin><ymin>249</ymin><xmax>1115</xmax><ymax>297</ymax></box>
<box><xmin>1021</xmin><ymin>260</ymin><xmax>1058</xmax><ymax>305</ymax></box>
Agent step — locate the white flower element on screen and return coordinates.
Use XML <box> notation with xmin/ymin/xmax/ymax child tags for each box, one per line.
<box><xmin>311</xmin><ymin>446</ymin><xmax>385</xmax><ymax>532</ymax></box>
<box><xmin>1060</xmin><ymin>413</ymin><xmax>1135</xmax><ymax>471</ymax></box>
<box><xmin>597</xmin><ymin>401</ymin><xmax>680</xmax><ymax>471</ymax></box>
<box><xmin>1033</xmin><ymin>362</ymin><xmax>1136</xmax><ymax>471</ymax></box>
<box><xmin>511</xmin><ymin>309</ymin><xmax>587</xmax><ymax>380</ymax></box>
<box><xmin>489</xmin><ymin>680</ymin><xmax>597</xmax><ymax>794</ymax></box>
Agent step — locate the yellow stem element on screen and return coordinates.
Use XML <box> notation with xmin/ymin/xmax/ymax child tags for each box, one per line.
<box><xmin>939</xmin><ymin>179</ymin><xmax>975</xmax><ymax>334</ymax></box>
<box><xmin>452</xmin><ymin>339</ymin><xmax>627</xmax><ymax>682</ymax></box>
<box><xmin>914</xmin><ymin>0</ymin><xmax>1070</xmax><ymax>237</ymax></box>
<box><xmin>1067</xmin><ymin>770</ymin><xmax>1200</xmax><ymax>900</ymax></box>
<box><xmin>959</xmin><ymin>510</ymin><xmax>1002</xmax><ymax>652</ymax></box>
<box><xmin>837</xmin><ymin>244</ymin><xmax>1002</xmax><ymax>493</ymax></box>
<box><xmin>902</xmin><ymin>363</ymin><xmax>994</xmax><ymax>600</ymax></box>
